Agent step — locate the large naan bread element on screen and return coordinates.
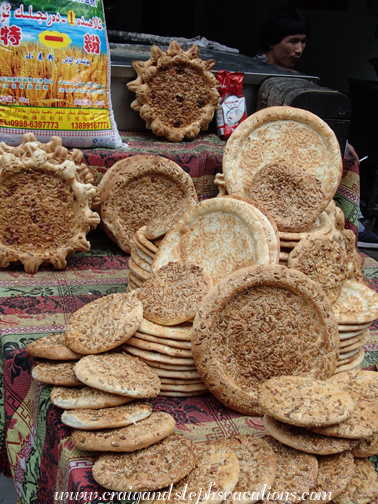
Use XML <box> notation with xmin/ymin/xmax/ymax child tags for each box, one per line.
<box><xmin>222</xmin><ymin>106</ymin><xmax>343</xmax><ymax>216</ymax></box>
<box><xmin>127</xmin><ymin>41</ymin><xmax>220</xmax><ymax>142</ymax></box>
<box><xmin>99</xmin><ymin>155</ymin><xmax>198</xmax><ymax>253</ymax></box>
<box><xmin>151</xmin><ymin>197</ymin><xmax>271</xmax><ymax>284</ymax></box>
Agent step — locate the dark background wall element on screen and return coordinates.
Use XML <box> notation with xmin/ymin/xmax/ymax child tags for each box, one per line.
<box><xmin>103</xmin><ymin>0</ymin><xmax>378</xmax><ymax>93</ymax></box>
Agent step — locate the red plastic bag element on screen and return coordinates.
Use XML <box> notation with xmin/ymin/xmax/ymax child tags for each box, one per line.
<box><xmin>216</xmin><ymin>70</ymin><xmax>247</xmax><ymax>141</ymax></box>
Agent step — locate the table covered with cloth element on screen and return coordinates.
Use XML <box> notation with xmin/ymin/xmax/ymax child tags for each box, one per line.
<box><xmin>0</xmin><ymin>132</ymin><xmax>371</xmax><ymax>504</ymax></box>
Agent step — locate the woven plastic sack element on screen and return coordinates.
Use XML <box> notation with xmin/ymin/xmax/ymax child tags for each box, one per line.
<box><xmin>0</xmin><ymin>0</ymin><xmax>122</xmax><ymax>148</ymax></box>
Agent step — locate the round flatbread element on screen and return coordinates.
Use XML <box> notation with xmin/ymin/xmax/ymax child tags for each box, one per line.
<box><xmin>71</xmin><ymin>411</ymin><xmax>175</xmax><ymax>452</ymax></box>
<box><xmin>73</xmin><ymin>352</ymin><xmax>161</xmax><ymax>398</ymax></box>
<box><xmin>258</xmin><ymin>376</ymin><xmax>354</xmax><ymax>428</ymax></box>
<box><xmin>338</xmin><ymin>322</ymin><xmax>372</xmax><ymax>332</ymax></box>
<box><xmin>160</xmin><ymin>382</ymin><xmax>207</xmax><ymax>392</ymax></box>
<box><xmin>121</xmin><ymin>343</ymin><xmax>195</xmax><ymax>366</ymax></box>
<box><xmin>92</xmin><ymin>433</ymin><xmax>197</xmax><ymax>492</ymax></box>
<box><xmin>287</xmin><ymin>235</ymin><xmax>354</xmax><ymax>303</ymax></box>
<box><xmin>61</xmin><ymin>400</ymin><xmax>152</xmax><ymax>429</ymax></box>
<box><xmin>129</xmin><ymin>257</ymin><xmax>150</xmax><ymax>280</ymax></box>
<box><xmin>136</xmin><ymin>262</ymin><xmax>213</xmax><ymax>325</ymax></box>
<box><xmin>333</xmin><ymin>349</ymin><xmax>365</xmax><ymax>374</ymax></box>
<box><xmin>151</xmin><ymin>197</ymin><xmax>271</xmax><ymax>284</ymax></box>
<box><xmin>26</xmin><ymin>333</ymin><xmax>82</xmax><ymax>360</ymax></box>
<box><xmin>332</xmin><ymin>458</ymin><xmax>378</xmax><ymax>504</ymax></box>
<box><xmin>130</xmin><ymin>246</ymin><xmax>151</xmax><ymax>272</ymax></box>
<box><xmin>32</xmin><ymin>360</ymin><xmax>82</xmax><ymax>386</ymax></box>
<box><xmin>306</xmin><ymin>451</ymin><xmax>354</xmax><ymax>504</ymax></box>
<box><xmin>0</xmin><ymin>148</ymin><xmax>100</xmax><ymax>273</ymax></box>
<box><xmin>99</xmin><ymin>155</ymin><xmax>198</xmax><ymax>253</ymax></box>
<box><xmin>308</xmin><ymin>370</ymin><xmax>378</xmax><ymax>439</ymax></box>
<box><xmin>192</xmin><ymin>264</ymin><xmax>339</xmax><ymax>415</ymax></box>
<box><xmin>126</xmin><ymin>336</ymin><xmax>193</xmax><ymax>358</ymax></box>
<box><xmin>263</xmin><ymin>415</ymin><xmax>358</xmax><ymax>455</ymax></box>
<box><xmin>138</xmin><ymin>318</ymin><xmax>193</xmax><ymax>341</ymax></box>
<box><xmin>261</xmin><ymin>436</ymin><xmax>318</xmax><ymax>504</ymax></box>
<box><xmin>126</xmin><ymin>41</ymin><xmax>220</xmax><ymax>142</ymax></box>
<box><xmin>211</xmin><ymin>435</ymin><xmax>277</xmax><ymax>504</ymax></box>
<box><xmin>162</xmin><ymin>441</ymin><xmax>240</xmax><ymax>504</ymax></box>
<box><xmin>133</xmin><ymin>331</ymin><xmax>191</xmax><ymax>350</ymax></box>
<box><xmin>248</xmin><ymin>163</ymin><xmax>326</xmax><ymax>232</ymax></box>
<box><xmin>65</xmin><ymin>293</ymin><xmax>143</xmax><ymax>355</ymax></box>
<box><xmin>332</xmin><ymin>279</ymin><xmax>378</xmax><ymax>324</ymax></box>
<box><xmin>141</xmin><ymin>360</ymin><xmax>197</xmax><ymax>372</ymax></box>
<box><xmin>50</xmin><ymin>386</ymin><xmax>134</xmax><ymax>410</ymax></box>
<box><xmin>222</xmin><ymin>106</ymin><xmax>343</xmax><ymax>211</ymax></box>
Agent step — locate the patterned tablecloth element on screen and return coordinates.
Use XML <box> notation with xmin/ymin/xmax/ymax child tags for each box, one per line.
<box><xmin>0</xmin><ymin>132</ymin><xmax>373</xmax><ymax>504</ymax></box>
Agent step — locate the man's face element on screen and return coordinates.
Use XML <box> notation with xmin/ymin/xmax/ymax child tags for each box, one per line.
<box><xmin>269</xmin><ymin>34</ymin><xmax>307</xmax><ymax>68</ymax></box>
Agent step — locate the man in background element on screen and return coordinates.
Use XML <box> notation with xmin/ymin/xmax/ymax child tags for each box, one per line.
<box><xmin>254</xmin><ymin>6</ymin><xmax>378</xmax><ymax>248</ymax></box>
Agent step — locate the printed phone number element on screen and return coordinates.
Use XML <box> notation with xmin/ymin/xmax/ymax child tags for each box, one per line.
<box><xmin>0</xmin><ymin>119</ymin><xmax>109</xmax><ymax>129</ymax></box>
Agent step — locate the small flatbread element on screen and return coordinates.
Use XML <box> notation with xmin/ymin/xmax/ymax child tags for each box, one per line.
<box><xmin>308</xmin><ymin>370</ymin><xmax>378</xmax><ymax>439</ymax></box>
<box><xmin>160</xmin><ymin>377</ymin><xmax>203</xmax><ymax>385</ymax></box>
<box><xmin>126</xmin><ymin>336</ymin><xmax>193</xmax><ymax>358</ymax></box>
<box><xmin>71</xmin><ymin>411</ymin><xmax>175</xmax><ymax>451</ymax></box>
<box><xmin>32</xmin><ymin>360</ymin><xmax>82</xmax><ymax>386</ymax></box>
<box><xmin>339</xmin><ymin>328</ymin><xmax>368</xmax><ymax>341</ymax></box>
<box><xmin>65</xmin><ymin>293</ymin><xmax>143</xmax><ymax>355</ymax></box>
<box><xmin>338</xmin><ymin>322</ymin><xmax>372</xmax><ymax>332</ymax></box>
<box><xmin>333</xmin><ymin>279</ymin><xmax>378</xmax><ymax>324</ymax></box>
<box><xmin>211</xmin><ymin>435</ymin><xmax>277</xmax><ymax>504</ymax></box>
<box><xmin>26</xmin><ymin>333</ymin><xmax>82</xmax><ymax>360</ymax></box>
<box><xmin>136</xmin><ymin>262</ymin><xmax>213</xmax><ymax>325</ymax></box>
<box><xmin>263</xmin><ymin>415</ymin><xmax>357</xmax><ymax>455</ymax></box>
<box><xmin>258</xmin><ymin>376</ymin><xmax>354</xmax><ymax>428</ymax></box>
<box><xmin>337</xmin><ymin>348</ymin><xmax>362</xmax><ymax>361</ymax></box>
<box><xmin>333</xmin><ymin>349</ymin><xmax>365</xmax><ymax>373</ymax></box>
<box><xmin>306</xmin><ymin>452</ymin><xmax>354</xmax><ymax>504</ymax></box>
<box><xmin>339</xmin><ymin>331</ymin><xmax>370</xmax><ymax>351</ymax></box>
<box><xmin>99</xmin><ymin>155</ymin><xmax>198</xmax><ymax>253</ymax></box>
<box><xmin>133</xmin><ymin>331</ymin><xmax>191</xmax><ymax>350</ymax></box>
<box><xmin>50</xmin><ymin>386</ymin><xmax>133</xmax><ymax>410</ymax></box>
<box><xmin>151</xmin><ymin>369</ymin><xmax>200</xmax><ymax>379</ymax></box>
<box><xmin>130</xmin><ymin>246</ymin><xmax>151</xmax><ymax>272</ymax></box>
<box><xmin>261</xmin><ymin>436</ymin><xmax>318</xmax><ymax>504</ymax></box>
<box><xmin>288</xmin><ymin>235</ymin><xmax>354</xmax><ymax>303</ymax></box>
<box><xmin>129</xmin><ymin>257</ymin><xmax>150</xmax><ymax>280</ymax></box>
<box><xmin>351</xmin><ymin>432</ymin><xmax>378</xmax><ymax>458</ymax></box>
<box><xmin>160</xmin><ymin>383</ymin><xmax>207</xmax><ymax>392</ymax></box>
<box><xmin>121</xmin><ymin>343</ymin><xmax>195</xmax><ymax>366</ymax></box>
<box><xmin>162</xmin><ymin>441</ymin><xmax>240</xmax><ymax>504</ymax></box>
<box><xmin>141</xmin><ymin>360</ymin><xmax>197</xmax><ymax>372</ymax></box>
<box><xmin>92</xmin><ymin>433</ymin><xmax>197</xmax><ymax>491</ymax></box>
<box><xmin>159</xmin><ymin>390</ymin><xmax>207</xmax><ymax>397</ymax></box>
<box><xmin>129</xmin><ymin>271</ymin><xmax>145</xmax><ymax>287</ymax></box>
<box><xmin>332</xmin><ymin>458</ymin><xmax>378</xmax><ymax>504</ymax></box>
<box><xmin>134</xmin><ymin>242</ymin><xmax>154</xmax><ymax>264</ymax></box>
<box><xmin>138</xmin><ymin>318</ymin><xmax>192</xmax><ymax>341</ymax></box>
<box><xmin>133</xmin><ymin>235</ymin><xmax>155</xmax><ymax>259</ymax></box>
<box><xmin>61</xmin><ymin>400</ymin><xmax>152</xmax><ymax>429</ymax></box>
<box><xmin>73</xmin><ymin>352</ymin><xmax>161</xmax><ymax>398</ymax></box>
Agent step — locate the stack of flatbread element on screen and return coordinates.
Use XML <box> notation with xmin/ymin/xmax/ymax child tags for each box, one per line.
<box><xmin>258</xmin><ymin>373</ymin><xmax>378</xmax><ymax>504</ymax></box>
<box><xmin>123</xmin><ymin>261</ymin><xmax>214</xmax><ymax>396</ymax></box>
